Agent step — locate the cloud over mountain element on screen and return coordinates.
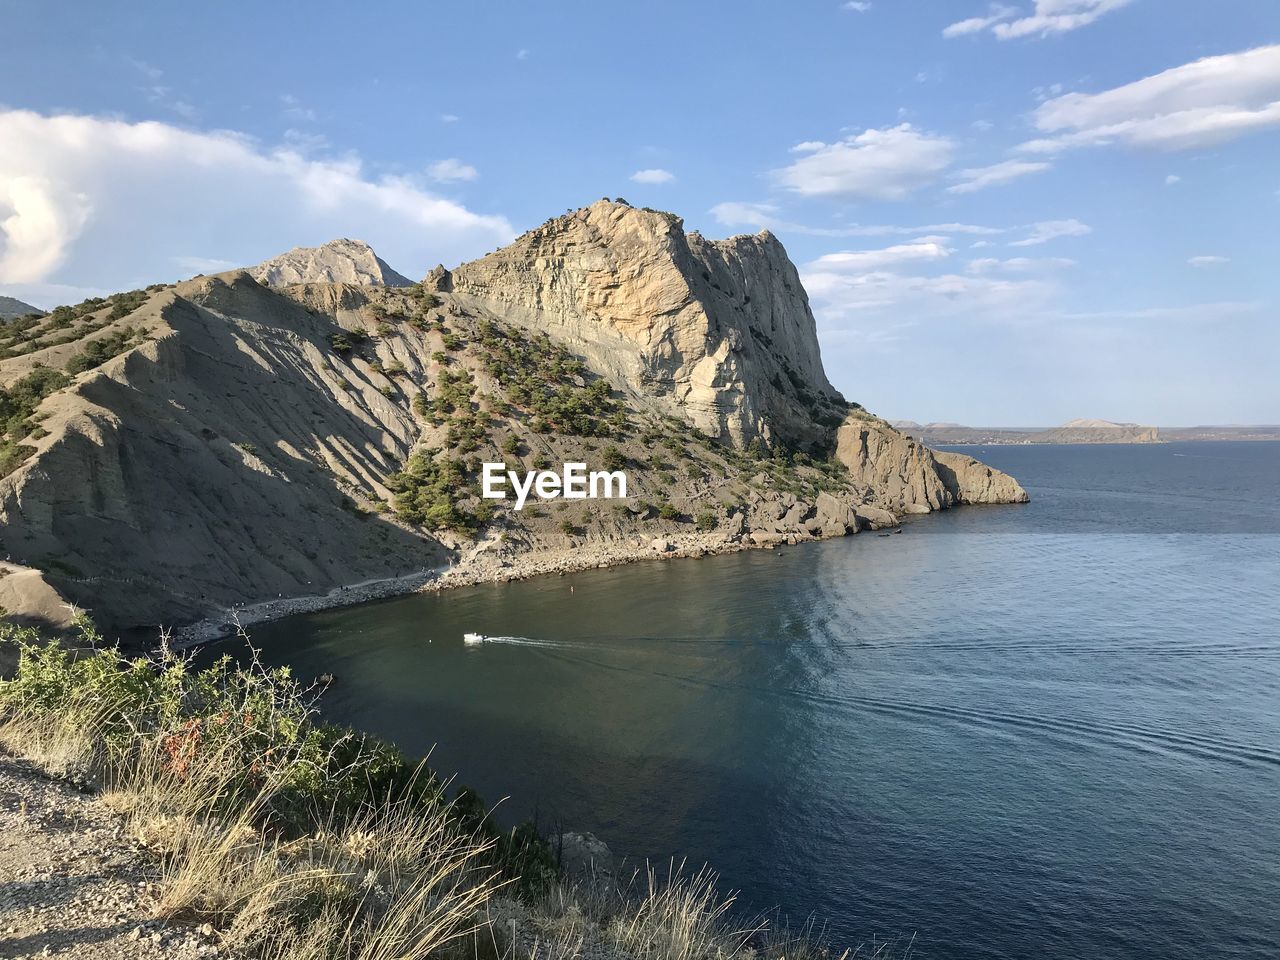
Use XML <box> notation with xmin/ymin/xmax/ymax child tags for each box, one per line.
<box><xmin>0</xmin><ymin>110</ymin><xmax>513</xmax><ymax>305</ymax></box>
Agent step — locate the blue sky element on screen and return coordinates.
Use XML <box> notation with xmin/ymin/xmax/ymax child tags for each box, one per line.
<box><xmin>1</xmin><ymin>0</ymin><xmax>1277</xmax><ymax>425</ymax></box>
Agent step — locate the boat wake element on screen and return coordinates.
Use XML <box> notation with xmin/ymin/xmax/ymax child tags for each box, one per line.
<box><xmin>463</xmin><ymin>633</ymin><xmax>566</xmax><ymax>649</ymax></box>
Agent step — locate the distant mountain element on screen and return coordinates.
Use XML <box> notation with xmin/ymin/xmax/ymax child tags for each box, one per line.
<box><xmin>248</xmin><ymin>238</ymin><xmax>412</xmax><ymax>287</ymax></box>
<box><xmin>1027</xmin><ymin>421</ymin><xmax>1160</xmax><ymax>444</ymax></box>
<box><xmin>0</xmin><ymin>295</ymin><xmax>43</xmax><ymax>320</ymax></box>
<box><xmin>895</xmin><ymin>418</ymin><xmax>1161</xmax><ymax>444</ymax></box>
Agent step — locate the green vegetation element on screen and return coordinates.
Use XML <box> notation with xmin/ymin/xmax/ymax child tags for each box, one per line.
<box><xmin>0</xmin><ymin>365</ymin><xmax>72</xmax><ymax>475</ymax></box>
<box><xmin>601</xmin><ymin>444</ymin><xmax>626</xmax><ymax>471</ymax></box>
<box><xmin>695</xmin><ymin>509</ymin><xmax>718</xmax><ymax>532</ymax></box>
<box><xmin>64</xmin><ymin>326</ymin><xmax>143</xmax><ymax>375</ymax></box>
<box><xmin>385</xmin><ymin>452</ymin><xmax>486</xmax><ymax>532</ymax></box>
<box><xmin>477</xmin><ymin>325</ymin><xmax>622</xmax><ymax>436</ymax></box>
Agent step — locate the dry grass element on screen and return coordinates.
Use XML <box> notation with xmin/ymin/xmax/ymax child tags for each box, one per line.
<box><xmin>1</xmin><ymin>617</ymin><xmax>901</xmax><ymax>960</ymax></box>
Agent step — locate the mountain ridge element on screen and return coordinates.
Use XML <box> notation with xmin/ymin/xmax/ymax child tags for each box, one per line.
<box><xmin>0</xmin><ymin>200</ymin><xmax>1026</xmax><ymax>638</ymax></box>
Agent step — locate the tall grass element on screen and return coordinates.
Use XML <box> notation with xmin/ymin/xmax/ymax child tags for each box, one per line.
<box><xmin>0</xmin><ymin>614</ymin><xmax>903</xmax><ymax>960</ymax></box>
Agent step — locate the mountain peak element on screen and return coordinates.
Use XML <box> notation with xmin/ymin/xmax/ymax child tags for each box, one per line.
<box><xmin>445</xmin><ymin>198</ymin><xmax>840</xmax><ymax>448</ymax></box>
<box><xmin>250</xmin><ymin>238</ymin><xmax>411</xmax><ymax>288</ymax></box>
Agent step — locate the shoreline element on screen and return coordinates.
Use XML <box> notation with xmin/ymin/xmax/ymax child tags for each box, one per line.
<box><xmin>173</xmin><ymin>525</ymin><xmax>831</xmax><ymax>647</ymax></box>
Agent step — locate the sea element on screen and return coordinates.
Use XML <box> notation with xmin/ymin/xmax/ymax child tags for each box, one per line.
<box><xmin>233</xmin><ymin>441</ymin><xmax>1280</xmax><ymax>960</ymax></box>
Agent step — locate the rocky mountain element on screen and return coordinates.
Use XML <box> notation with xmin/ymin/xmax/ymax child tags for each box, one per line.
<box><xmin>436</xmin><ymin>201</ymin><xmax>842</xmax><ymax>451</ymax></box>
<box><xmin>0</xmin><ymin>295</ymin><xmax>42</xmax><ymax>320</ymax></box>
<box><xmin>250</xmin><ymin>238</ymin><xmax>412</xmax><ymax>288</ymax></box>
<box><xmin>0</xmin><ymin>200</ymin><xmax>1025</xmax><ymax>638</ymax></box>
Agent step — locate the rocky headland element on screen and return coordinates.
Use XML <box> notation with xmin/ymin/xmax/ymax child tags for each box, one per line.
<box><xmin>0</xmin><ymin>200</ymin><xmax>1026</xmax><ymax>642</ymax></box>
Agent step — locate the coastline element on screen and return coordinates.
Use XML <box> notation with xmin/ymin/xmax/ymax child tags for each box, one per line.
<box><xmin>173</xmin><ymin>523</ymin><xmax>850</xmax><ymax>646</ymax></box>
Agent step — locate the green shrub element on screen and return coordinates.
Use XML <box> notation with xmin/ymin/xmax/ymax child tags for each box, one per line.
<box><xmin>695</xmin><ymin>510</ymin><xmax>718</xmax><ymax>532</ymax></box>
<box><xmin>600</xmin><ymin>445</ymin><xmax>626</xmax><ymax>471</ymax></box>
<box><xmin>658</xmin><ymin>503</ymin><xmax>679</xmax><ymax>521</ymax></box>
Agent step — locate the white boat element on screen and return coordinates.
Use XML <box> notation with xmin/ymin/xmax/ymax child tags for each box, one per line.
<box><xmin>463</xmin><ymin>632</ymin><xmax>487</xmax><ymax>645</ymax></box>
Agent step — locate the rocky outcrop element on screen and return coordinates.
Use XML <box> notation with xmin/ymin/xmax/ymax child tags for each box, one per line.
<box><xmin>445</xmin><ymin>200</ymin><xmax>846</xmax><ymax>450</ymax></box>
<box><xmin>0</xmin><ymin>202</ymin><xmax>1026</xmax><ymax>636</ymax></box>
<box><xmin>250</xmin><ymin>238</ymin><xmax>412</xmax><ymax>288</ymax></box>
<box><xmin>835</xmin><ymin>416</ymin><xmax>1028</xmax><ymax>513</ymax></box>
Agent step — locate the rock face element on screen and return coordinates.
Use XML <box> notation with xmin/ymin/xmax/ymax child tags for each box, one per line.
<box><xmin>835</xmin><ymin>416</ymin><xmax>1028</xmax><ymax>513</ymax></box>
<box><xmin>0</xmin><ymin>274</ymin><xmax>447</xmax><ymax>631</ymax></box>
<box><xmin>0</xmin><ymin>295</ymin><xmax>42</xmax><ymax>320</ymax></box>
<box><xmin>0</xmin><ymin>201</ymin><xmax>1026</xmax><ymax>636</ymax></box>
<box><xmin>250</xmin><ymin>238</ymin><xmax>412</xmax><ymax>288</ymax></box>
<box><xmin>445</xmin><ymin>200</ymin><xmax>846</xmax><ymax>450</ymax></box>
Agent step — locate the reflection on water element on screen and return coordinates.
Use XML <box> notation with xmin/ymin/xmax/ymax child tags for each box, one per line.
<box><xmin>229</xmin><ymin>442</ymin><xmax>1280</xmax><ymax>960</ymax></box>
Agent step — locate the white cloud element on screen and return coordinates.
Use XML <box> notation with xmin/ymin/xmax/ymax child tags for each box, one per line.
<box><xmin>440</xmin><ymin>113</ymin><xmax>461</xmax><ymax>124</ymax></box>
<box><xmin>516</xmin><ymin>48</ymin><xmax>530</xmax><ymax>60</ymax></box>
<box><xmin>171</xmin><ymin>255</ymin><xmax>239</xmax><ymax>274</ymax></box>
<box><xmin>945</xmin><ymin>1</ymin><xmax>1132</xmax><ymax>40</ymax></box>
<box><xmin>804</xmin><ymin>262</ymin><xmax>1055</xmax><ymax>319</ymax></box>
<box><xmin>843</xmin><ymin>1</ymin><xmax>871</xmax><ymax>10</ymax></box>
<box><xmin>1165</xmin><ymin>174</ymin><xmax>1181</xmax><ymax>185</ymax></box>
<box><xmin>774</xmin><ymin>124</ymin><xmax>955</xmax><ymax>199</ymax></box>
<box><xmin>968</xmin><ymin>256</ymin><xmax>1076</xmax><ymax>272</ymax></box>
<box><xmin>809</xmin><ymin>238</ymin><xmax>954</xmax><ymax>273</ymax></box>
<box><xmin>0</xmin><ymin>109</ymin><xmax>513</xmax><ymax>301</ymax></box>
<box><xmin>1022</xmin><ymin>45</ymin><xmax>1280</xmax><ymax>152</ymax></box>
<box><xmin>1010</xmin><ymin>219</ymin><xmax>1092</xmax><ymax>246</ymax></box>
<box><xmin>789</xmin><ymin>141</ymin><xmax>827</xmax><ymax>153</ymax></box>
<box><xmin>630</xmin><ymin>168</ymin><xmax>675</xmax><ymax>185</ymax></box>
<box><xmin>1188</xmin><ymin>255</ymin><xmax>1230</xmax><ymax>267</ymax></box>
<box><xmin>943</xmin><ymin>4</ymin><xmax>1017</xmax><ymax>38</ymax></box>
<box><xmin>426</xmin><ymin>158</ymin><xmax>479</xmax><ymax>183</ymax></box>
<box><xmin>280</xmin><ymin>94</ymin><xmax>316</xmax><ymax>123</ymax></box>
<box><xmin>800</xmin><ymin>235</ymin><xmax>1060</xmax><ymax>327</ymax></box>
<box><xmin>947</xmin><ymin>159</ymin><xmax>1051</xmax><ymax>193</ymax></box>
<box><xmin>709</xmin><ymin>201</ymin><xmax>1005</xmax><ymax>237</ymax></box>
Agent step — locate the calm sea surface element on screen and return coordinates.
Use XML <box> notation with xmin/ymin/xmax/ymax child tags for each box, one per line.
<box><xmin>236</xmin><ymin>441</ymin><xmax>1280</xmax><ymax>959</ymax></box>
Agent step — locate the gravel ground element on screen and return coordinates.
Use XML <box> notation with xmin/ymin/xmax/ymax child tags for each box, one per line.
<box><xmin>0</xmin><ymin>755</ymin><xmax>223</xmax><ymax>959</ymax></box>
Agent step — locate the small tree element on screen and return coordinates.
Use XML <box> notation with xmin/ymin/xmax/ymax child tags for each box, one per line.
<box><xmin>695</xmin><ymin>510</ymin><xmax>717</xmax><ymax>532</ymax></box>
<box><xmin>600</xmin><ymin>445</ymin><xmax>626</xmax><ymax>471</ymax></box>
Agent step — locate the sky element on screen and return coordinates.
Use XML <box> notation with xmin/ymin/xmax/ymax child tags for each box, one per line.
<box><xmin>1</xmin><ymin>0</ymin><xmax>1277</xmax><ymax>426</ymax></box>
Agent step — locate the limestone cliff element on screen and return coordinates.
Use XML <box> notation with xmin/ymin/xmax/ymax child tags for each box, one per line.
<box><xmin>0</xmin><ymin>200</ymin><xmax>1026</xmax><ymax>637</ymax></box>
<box><xmin>439</xmin><ymin>200</ymin><xmax>845</xmax><ymax>450</ymax></box>
<box><xmin>834</xmin><ymin>416</ymin><xmax>1027</xmax><ymax>515</ymax></box>
<box><xmin>251</xmin><ymin>238</ymin><xmax>412</xmax><ymax>288</ymax></box>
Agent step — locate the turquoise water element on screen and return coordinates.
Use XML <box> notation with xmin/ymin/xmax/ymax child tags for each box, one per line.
<box><xmin>238</xmin><ymin>441</ymin><xmax>1280</xmax><ymax>959</ymax></box>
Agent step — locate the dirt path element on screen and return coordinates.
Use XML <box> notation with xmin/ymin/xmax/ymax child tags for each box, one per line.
<box><xmin>0</xmin><ymin>756</ymin><xmax>222</xmax><ymax>959</ymax></box>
